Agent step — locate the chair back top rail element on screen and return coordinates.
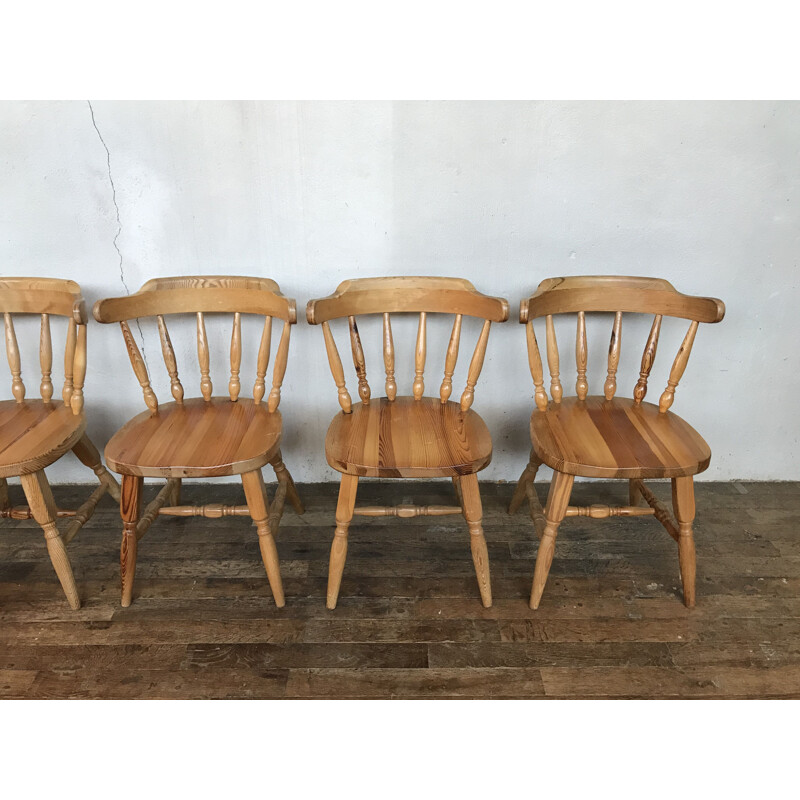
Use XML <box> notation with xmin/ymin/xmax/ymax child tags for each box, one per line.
<box><xmin>520</xmin><ymin>276</ymin><xmax>724</xmax><ymax>324</ymax></box>
<box><xmin>307</xmin><ymin>276</ymin><xmax>508</xmax><ymax>324</ymax></box>
<box><xmin>93</xmin><ymin>275</ymin><xmax>296</xmax><ymax>323</ymax></box>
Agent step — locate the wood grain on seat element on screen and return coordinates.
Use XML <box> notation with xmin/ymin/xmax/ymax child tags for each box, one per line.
<box><xmin>325</xmin><ymin>396</ymin><xmax>493</xmax><ymax>478</ymax></box>
<box><xmin>0</xmin><ymin>400</ymin><xmax>86</xmax><ymax>477</ymax></box>
<box><xmin>530</xmin><ymin>396</ymin><xmax>711</xmax><ymax>480</ymax></box>
<box><xmin>105</xmin><ymin>398</ymin><xmax>282</xmax><ymax>478</ymax></box>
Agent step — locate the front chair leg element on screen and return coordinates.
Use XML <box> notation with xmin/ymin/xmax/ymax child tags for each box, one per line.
<box><xmin>120</xmin><ymin>474</ymin><xmax>143</xmax><ymax>607</ymax></box>
<box><xmin>460</xmin><ymin>473</ymin><xmax>492</xmax><ymax>608</ymax></box>
<box><xmin>242</xmin><ymin>469</ymin><xmax>285</xmax><ymax>607</ymax></box>
<box><xmin>270</xmin><ymin>449</ymin><xmax>304</xmax><ymax>515</ymax></box>
<box><xmin>509</xmin><ymin>449</ymin><xmax>541</xmax><ymax>514</ymax></box>
<box><xmin>672</xmin><ymin>475</ymin><xmax>697</xmax><ymax>608</ymax></box>
<box><xmin>72</xmin><ymin>433</ymin><xmax>121</xmax><ymax>502</ymax></box>
<box><xmin>530</xmin><ymin>470</ymin><xmax>573</xmax><ymax>609</ymax></box>
<box><xmin>327</xmin><ymin>473</ymin><xmax>358</xmax><ymax>610</ymax></box>
<box><xmin>20</xmin><ymin>469</ymin><xmax>81</xmax><ymax>610</ymax></box>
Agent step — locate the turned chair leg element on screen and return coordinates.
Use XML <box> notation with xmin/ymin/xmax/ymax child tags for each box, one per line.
<box><xmin>270</xmin><ymin>449</ymin><xmax>304</xmax><ymax>515</ymax></box>
<box><xmin>120</xmin><ymin>474</ymin><xmax>143</xmax><ymax>607</ymax></box>
<box><xmin>530</xmin><ymin>470</ymin><xmax>574</xmax><ymax>609</ymax></box>
<box><xmin>460</xmin><ymin>473</ymin><xmax>492</xmax><ymax>608</ymax></box>
<box><xmin>0</xmin><ymin>477</ymin><xmax>9</xmax><ymax>510</ymax></box>
<box><xmin>19</xmin><ymin>469</ymin><xmax>81</xmax><ymax>610</ymax></box>
<box><xmin>672</xmin><ymin>475</ymin><xmax>697</xmax><ymax>608</ymax></box>
<box><xmin>509</xmin><ymin>449</ymin><xmax>541</xmax><ymax>514</ymax></box>
<box><xmin>452</xmin><ymin>476</ymin><xmax>464</xmax><ymax>512</ymax></box>
<box><xmin>629</xmin><ymin>478</ymin><xmax>642</xmax><ymax>507</ymax></box>
<box><xmin>327</xmin><ymin>473</ymin><xmax>358</xmax><ymax>610</ymax></box>
<box><xmin>72</xmin><ymin>433</ymin><xmax>121</xmax><ymax>502</ymax></box>
<box><xmin>242</xmin><ymin>469</ymin><xmax>285</xmax><ymax>607</ymax></box>
<box><xmin>169</xmin><ymin>478</ymin><xmax>182</xmax><ymax>505</ymax></box>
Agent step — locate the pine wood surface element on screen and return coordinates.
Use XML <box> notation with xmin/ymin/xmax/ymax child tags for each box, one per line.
<box><xmin>1</xmin><ymin>481</ymin><xmax>798</xmax><ymax>699</ymax></box>
<box><xmin>325</xmin><ymin>397</ymin><xmax>493</xmax><ymax>478</ymax></box>
<box><xmin>530</xmin><ymin>396</ymin><xmax>712</xmax><ymax>479</ymax></box>
<box><xmin>104</xmin><ymin>398</ymin><xmax>283</xmax><ymax>478</ymax></box>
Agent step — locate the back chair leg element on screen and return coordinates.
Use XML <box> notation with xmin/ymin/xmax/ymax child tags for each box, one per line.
<box><xmin>72</xmin><ymin>433</ymin><xmax>121</xmax><ymax>502</ymax></box>
<box><xmin>530</xmin><ymin>470</ymin><xmax>574</xmax><ymax>609</ymax></box>
<box><xmin>672</xmin><ymin>475</ymin><xmax>697</xmax><ymax>608</ymax></box>
<box><xmin>509</xmin><ymin>449</ymin><xmax>541</xmax><ymax>514</ymax></box>
<box><xmin>0</xmin><ymin>477</ymin><xmax>8</xmax><ymax>510</ymax></box>
<box><xmin>460</xmin><ymin>473</ymin><xmax>492</xmax><ymax>608</ymax></box>
<box><xmin>120</xmin><ymin>475</ymin><xmax>143</xmax><ymax>607</ymax></box>
<box><xmin>327</xmin><ymin>474</ymin><xmax>358</xmax><ymax>610</ymax></box>
<box><xmin>452</xmin><ymin>476</ymin><xmax>464</xmax><ymax>512</ymax></box>
<box><xmin>20</xmin><ymin>470</ymin><xmax>80</xmax><ymax>610</ymax></box>
<box><xmin>629</xmin><ymin>478</ymin><xmax>642</xmax><ymax>507</ymax></box>
<box><xmin>242</xmin><ymin>469</ymin><xmax>285</xmax><ymax>607</ymax></box>
<box><xmin>270</xmin><ymin>450</ymin><xmax>304</xmax><ymax>515</ymax></box>
<box><xmin>169</xmin><ymin>478</ymin><xmax>182</xmax><ymax>505</ymax></box>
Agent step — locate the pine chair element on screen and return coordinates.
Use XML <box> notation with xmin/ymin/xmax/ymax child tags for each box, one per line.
<box><xmin>0</xmin><ymin>278</ymin><xmax>120</xmax><ymax>609</ymax></box>
<box><xmin>307</xmin><ymin>277</ymin><xmax>509</xmax><ymax>609</ymax></box>
<box><xmin>508</xmin><ymin>276</ymin><xmax>725</xmax><ymax>609</ymax></box>
<box><xmin>93</xmin><ymin>276</ymin><xmax>303</xmax><ymax>608</ymax></box>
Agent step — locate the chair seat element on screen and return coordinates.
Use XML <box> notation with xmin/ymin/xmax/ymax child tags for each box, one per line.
<box><xmin>530</xmin><ymin>396</ymin><xmax>711</xmax><ymax>479</ymax></box>
<box><xmin>325</xmin><ymin>396</ymin><xmax>493</xmax><ymax>478</ymax></box>
<box><xmin>0</xmin><ymin>400</ymin><xmax>86</xmax><ymax>478</ymax></box>
<box><xmin>105</xmin><ymin>398</ymin><xmax>282</xmax><ymax>478</ymax></box>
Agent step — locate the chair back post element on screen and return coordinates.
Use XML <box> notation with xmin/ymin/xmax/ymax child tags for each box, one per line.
<box><xmin>519</xmin><ymin>276</ymin><xmax>725</xmax><ymax>412</ymax></box>
<box><xmin>307</xmin><ymin>277</ymin><xmax>508</xmax><ymax>412</ymax></box>
<box><xmin>93</xmin><ymin>276</ymin><xmax>296</xmax><ymax>415</ymax></box>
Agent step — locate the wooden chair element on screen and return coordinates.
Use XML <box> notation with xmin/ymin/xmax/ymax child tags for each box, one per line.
<box><xmin>93</xmin><ymin>276</ymin><xmax>303</xmax><ymax>607</ymax></box>
<box><xmin>0</xmin><ymin>278</ymin><xmax>120</xmax><ymax>609</ymax></box>
<box><xmin>508</xmin><ymin>276</ymin><xmax>725</xmax><ymax>609</ymax></box>
<box><xmin>307</xmin><ymin>277</ymin><xmax>509</xmax><ymax>609</ymax></box>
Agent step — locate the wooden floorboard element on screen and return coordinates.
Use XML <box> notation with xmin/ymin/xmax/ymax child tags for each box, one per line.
<box><xmin>0</xmin><ymin>479</ymin><xmax>798</xmax><ymax>698</ymax></box>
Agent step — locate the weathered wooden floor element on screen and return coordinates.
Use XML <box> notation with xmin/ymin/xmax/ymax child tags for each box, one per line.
<box><xmin>1</xmin><ymin>480</ymin><xmax>798</xmax><ymax>699</ymax></box>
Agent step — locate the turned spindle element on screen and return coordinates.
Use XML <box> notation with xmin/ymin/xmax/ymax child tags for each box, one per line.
<box><xmin>253</xmin><ymin>315</ymin><xmax>272</xmax><ymax>404</ymax></box>
<box><xmin>197</xmin><ymin>311</ymin><xmax>212</xmax><ymax>401</ymax></box>
<box><xmin>157</xmin><ymin>315</ymin><xmax>184</xmax><ymax>403</ymax></box>
<box><xmin>39</xmin><ymin>313</ymin><xmax>53</xmax><ymax>403</ymax></box>
<box><xmin>545</xmin><ymin>314</ymin><xmax>562</xmax><ymax>403</ymax></box>
<box><xmin>229</xmin><ymin>311</ymin><xmax>242</xmax><ymax>401</ymax></box>
<box><xmin>575</xmin><ymin>310</ymin><xmax>588</xmax><ymax>400</ymax></box>
<box><xmin>634</xmin><ymin>314</ymin><xmax>662</xmax><ymax>403</ymax></box>
<box><xmin>70</xmin><ymin>323</ymin><xmax>87</xmax><ymax>415</ymax></box>
<box><xmin>268</xmin><ymin>320</ymin><xmax>291</xmax><ymax>412</ymax></box>
<box><xmin>440</xmin><ymin>314</ymin><xmax>462</xmax><ymax>403</ymax></box>
<box><xmin>413</xmin><ymin>312</ymin><xmax>426</xmax><ymax>400</ymax></box>
<box><xmin>526</xmin><ymin>322</ymin><xmax>548</xmax><ymax>411</ymax></box>
<box><xmin>4</xmin><ymin>313</ymin><xmax>24</xmax><ymax>402</ymax></box>
<box><xmin>120</xmin><ymin>320</ymin><xmax>158</xmax><ymax>414</ymax></box>
<box><xmin>604</xmin><ymin>311</ymin><xmax>622</xmax><ymax>400</ymax></box>
<box><xmin>62</xmin><ymin>318</ymin><xmax>76</xmax><ymax>405</ymax></box>
<box><xmin>659</xmin><ymin>320</ymin><xmax>699</xmax><ymax>413</ymax></box>
<box><xmin>383</xmin><ymin>313</ymin><xmax>396</xmax><ymax>401</ymax></box>
<box><xmin>460</xmin><ymin>320</ymin><xmax>491</xmax><ymax>412</ymax></box>
<box><xmin>348</xmin><ymin>315</ymin><xmax>370</xmax><ymax>404</ymax></box>
<box><xmin>322</xmin><ymin>321</ymin><xmax>352</xmax><ymax>413</ymax></box>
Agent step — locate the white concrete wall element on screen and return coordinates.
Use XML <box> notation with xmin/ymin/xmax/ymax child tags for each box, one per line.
<box><xmin>1</xmin><ymin>101</ymin><xmax>797</xmax><ymax>483</ymax></box>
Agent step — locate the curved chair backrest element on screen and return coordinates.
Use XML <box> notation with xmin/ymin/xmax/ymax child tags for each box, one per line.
<box><xmin>0</xmin><ymin>277</ymin><xmax>88</xmax><ymax>415</ymax></box>
<box><xmin>93</xmin><ymin>275</ymin><xmax>297</xmax><ymax>416</ymax></box>
<box><xmin>307</xmin><ymin>276</ymin><xmax>509</xmax><ymax>413</ymax></box>
<box><xmin>519</xmin><ymin>276</ymin><xmax>725</xmax><ymax>412</ymax></box>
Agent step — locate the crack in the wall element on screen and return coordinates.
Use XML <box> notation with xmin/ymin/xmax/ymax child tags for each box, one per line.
<box><xmin>87</xmin><ymin>100</ymin><xmax>150</xmax><ymax>369</ymax></box>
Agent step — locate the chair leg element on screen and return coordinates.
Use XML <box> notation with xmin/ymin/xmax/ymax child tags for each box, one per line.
<box><xmin>629</xmin><ymin>478</ymin><xmax>642</xmax><ymax>507</ymax></box>
<box><xmin>72</xmin><ymin>433</ymin><xmax>121</xmax><ymax>502</ymax></box>
<box><xmin>509</xmin><ymin>449</ymin><xmax>541</xmax><ymax>514</ymax></box>
<box><xmin>672</xmin><ymin>475</ymin><xmax>697</xmax><ymax>608</ymax></box>
<box><xmin>242</xmin><ymin>469</ymin><xmax>285</xmax><ymax>607</ymax></box>
<box><xmin>169</xmin><ymin>478</ymin><xmax>182</xmax><ymax>505</ymax></box>
<box><xmin>452</xmin><ymin>476</ymin><xmax>464</xmax><ymax>513</ymax></box>
<box><xmin>120</xmin><ymin>474</ymin><xmax>143</xmax><ymax>607</ymax></box>
<box><xmin>530</xmin><ymin>470</ymin><xmax>573</xmax><ymax>609</ymax></box>
<box><xmin>460</xmin><ymin>473</ymin><xmax>492</xmax><ymax>608</ymax></box>
<box><xmin>270</xmin><ymin>449</ymin><xmax>304</xmax><ymax>514</ymax></box>
<box><xmin>327</xmin><ymin>473</ymin><xmax>358</xmax><ymax>610</ymax></box>
<box><xmin>19</xmin><ymin>470</ymin><xmax>80</xmax><ymax>610</ymax></box>
<box><xmin>0</xmin><ymin>477</ymin><xmax>9</xmax><ymax>510</ymax></box>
